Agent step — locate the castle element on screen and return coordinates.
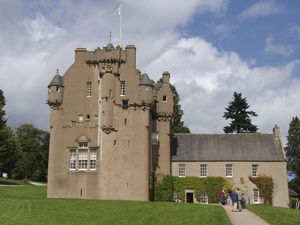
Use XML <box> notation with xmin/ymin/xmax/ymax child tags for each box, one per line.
<box><xmin>47</xmin><ymin>43</ymin><xmax>173</xmax><ymax>201</ymax></box>
<box><xmin>47</xmin><ymin>42</ymin><xmax>289</xmax><ymax>207</ymax></box>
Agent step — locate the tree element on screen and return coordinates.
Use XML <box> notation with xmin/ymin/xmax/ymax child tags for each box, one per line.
<box><xmin>223</xmin><ymin>92</ymin><xmax>258</xmax><ymax>133</ymax></box>
<box><xmin>0</xmin><ymin>126</ymin><xmax>21</xmax><ymax>179</ymax></box>
<box><xmin>14</xmin><ymin>124</ymin><xmax>49</xmax><ymax>181</ymax></box>
<box><xmin>157</xmin><ymin>79</ymin><xmax>190</xmax><ymax>133</ymax></box>
<box><xmin>285</xmin><ymin>116</ymin><xmax>300</xmax><ymax>194</ymax></box>
<box><xmin>0</xmin><ymin>89</ymin><xmax>7</xmax><ymax>130</ymax></box>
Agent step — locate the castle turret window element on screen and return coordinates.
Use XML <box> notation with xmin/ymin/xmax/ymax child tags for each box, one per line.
<box><xmin>86</xmin><ymin>82</ymin><xmax>92</xmax><ymax>97</ymax></box>
<box><xmin>120</xmin><ymin>81</ymin><xmax>125</xmax><ymax>96</ymax></box>
<box><xmin>163</xmin><ymin>95</ymin><xmax>167</xmax><ymax>102</ymax></box>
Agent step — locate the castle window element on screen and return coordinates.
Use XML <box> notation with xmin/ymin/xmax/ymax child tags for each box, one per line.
<box><xmin>87</xmin><ymin>115</ymin><xmax>90</xmax><ymax>119</ymax></box>
<box><xmin>200</xmin><ymin>192</ymin><xmax>208</xmax><ymax>204</ymax></box>
<box><xmin>120</xmin><ymin>81</ymin><xmax>125</xmax><ymax>96</ymax></box>
<box><xmin>226</xmin><ymin>164</ymin><xmax>233</xmax><ymax>177</ymax></box>
<box><xmin>90</xmin><ymin>150</ymin><xmax>97</xmax><ymax>170</ymax></box>
<box><xmin>200</xmin><ymin>164</ymin><xmax>207</xmax><ymax>177</ymax></box>
<box><xmin>163</xmin><ymin>95</ymin><xmax>167</xmax><ymax>102</ymax></box>
<box><xmin>109</xmin><ymin>90</ymin><xmax>112</xmax><ymax>98</ymax></box>
<box><xmin>151</xmin><ymin>132</ymin><xmax>159</xmax><ymax>145</ymax></box>
<box><xmin>69</xmin><ymin>149</ymin><xmax>76</xmax><ymax>170</ymax></box>
<box><xmin>78</xmin><ymin>150</ymin><xmax>88</xmax><ymax>170</ymax></box>
<box><xmin>179</xmin><ymin>164</ymin><xmax>186</xmax><ymax>177</ymax></box>
<box><xmin>86</xmin><ymin>82</ymin><xmax>92</xmax><ymax>97</ymax></box>
<box><xmin>56</xmin><ymin>86</ymin><xmax>60</xmax><ymax>92</ymax></box>
<box><xmin>122</xmin><ymin>100</ymin><xmax>128</xmax><ymax>109</ymax></box>
<box><xmin>253</xmin><ymin>189</ymin><xmax>260</xmax><ymax>203</ymax></box>
<box><xmin>124</xmin><ymin>118</ymin><xmax>127</xmax><ymax>125</ymax></box>
<box><xmin>71</xmin><ymin>121</ymin><xmax>77</xmax><ymax>127</ymax></box>
<box><xmin>79</xmin><ymin>115</ymin><xmax>84</xmax><ymax>122</ymax></box>
<box><xmin>79</xmin><ymin>142</ymin><xmax>88</xmax><ymax>148</ymax></box>
<box><xmin>252</xmin><ymin>164</ymin><xmax>259</xmax><ymax>177</ymax></box>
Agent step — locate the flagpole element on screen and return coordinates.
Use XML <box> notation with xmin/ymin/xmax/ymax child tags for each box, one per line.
<box><xmin>119</xmin><ymin>2</ymin><xmax>122</xmax><ymax>48</ymax></box>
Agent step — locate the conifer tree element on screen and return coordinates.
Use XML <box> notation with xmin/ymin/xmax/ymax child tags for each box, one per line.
<box><xmin>285</xmin><ymin>116</ymin><xmax>300</xmax><ymax>193</ymax></box>
<box><xmin>223</xmin><ymin>92</ymin><xmax>258</xmax><ymax>133</ymax></box>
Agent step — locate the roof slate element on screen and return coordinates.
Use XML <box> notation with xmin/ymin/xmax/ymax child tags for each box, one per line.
<box><xmin>171</xmin><ymin>133</ymin><xmax>284</xmax><ymax>162</ymax></box>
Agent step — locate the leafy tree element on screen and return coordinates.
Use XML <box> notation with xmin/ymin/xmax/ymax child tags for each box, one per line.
<box><xmin>0</xmin><ymin>89</ymin><xmax>7</xmax><ymax>130</ymax></box>
<box><xmin>0</xmin><ymin>126</ymin><xmax>21</xmax><ymax>179</ymax></box>
<box><xmin>285</xmin><ymin>116</ymin><xmax>300</xmax><ymax>194</ymax></box>
<box><xmin>157</xmin><ymin>78</ymin><xmax>190</xmax><ymax>133</ymax></box>
<box><xmin>223</xmin><ymin>92</ymin><xmax>258</xmax><ymax>133</ymax></box>
<box><xmin>14</xmin><ymin>124</ymin><xmax>49</xmax><ymax>181</ymax></box>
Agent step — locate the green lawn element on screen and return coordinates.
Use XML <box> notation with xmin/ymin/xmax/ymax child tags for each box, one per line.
<box><xmin>1</xmin><ymin>182</ymin><xmax>300</xmax><ymax>225</ymax></box>
<box><xmin>0</xmin><ymin>185</ymin><xmax>231</xmax><ymax>225</ymax></box>
<box><xmin>247</xmin><ymin>204</ymin><xmax>300</xmax><ymax>225</ymax></box>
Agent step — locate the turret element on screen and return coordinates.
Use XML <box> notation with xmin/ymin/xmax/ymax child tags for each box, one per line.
<box><xmin>47</xmin><ymin>69</ymin><xmax>64</xmax><ymax>109</ymax></box>
<box><xmin>139</xmin><ymin>73</ymin><xmax>154</xmax><ymax>105</ymax></box>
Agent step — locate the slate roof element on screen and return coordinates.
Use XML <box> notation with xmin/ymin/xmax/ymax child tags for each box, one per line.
<box><xmin>48</xmin><ymin>74</ymin><xmax>64</xmax><ymax>87</ymax></box>
<box><xmin>171</xmin><ymin>133</ymin><xmax>285</xmax><ymax>162</ymax></box>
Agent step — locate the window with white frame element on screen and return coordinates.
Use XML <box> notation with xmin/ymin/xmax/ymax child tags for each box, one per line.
<box><xmin>200</xmin><ymin>191</ymin><xmax>208</xmax><ymax>204</ymax></box>
<box><xmin>69</xmin><ymin>149</ymin><xmax>76</xmax><ymax>170</ymax></box>
<box><xmin>120</xmin><ymin>81</ymin><xmax>125</xmax><ymax>96</ymax></box>
<box><xmin>86</xmin><ymin>82</ymin><xmax>92</xmax><ymax>97</ymax></box>
<box><xmin>178</xmin><ymin>164</ymin><xmax>186</xmax><ymax>177</ymax></box>
<box><xmin>252</xmin><ymin>164</ymin><xmax>259</xmax><ymax>177</ymax></box>
<box><xmin>253</xmin><ymin>189</ymin><xmax>260</xmax><ymax>203</ymax></box>
<box><xmin>90</xmin><ymin>150</ymin><xmax>97</xmax><ymax>170</ymax></box>
<box><xmin>200</xmin><ymin>164</ymin><xmax>207</xmax><ymax>177</ymax></box>
<box><xmin>226</xmin><ymin>164</ymin><xmax>233</xmax><ymax>177</ymax></box>
<box><xmin>78</xmin><ymin>150</ymin><xmax>88</xmax><ymax>170</ymax></box>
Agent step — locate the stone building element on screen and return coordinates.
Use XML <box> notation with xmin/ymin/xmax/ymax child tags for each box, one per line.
<box><xmin>47</xmin><ymin>43</ymin><xmax>173</xmax><ymax>201</ymax></box>
<box><xmin>47</xmin><ymin>42</ymin><xmax>289</xmax><ymax>207</ymax></box>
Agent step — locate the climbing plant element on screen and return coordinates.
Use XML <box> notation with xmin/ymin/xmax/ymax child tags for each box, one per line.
<box><xmin>248</xmin><ymin>174</ymin><xmax>274</xmax><ymax>205</ymax></box>
<box><xmin>152</xmin><ymin>174</ymin><xmax>232</xmax><ymax>203</ymax></box>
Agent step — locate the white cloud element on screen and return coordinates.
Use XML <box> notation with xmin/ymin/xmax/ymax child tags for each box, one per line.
<box><xmin>240</xmin><ymin>1</ymin><xmax>285</xmax><ymax>20</ymax></box>
<box><xmin>264</xmin><ymin>36</ymin><xmax>294</xmax><ymax>56</ymax></box>
<box><xmin>146</xmin><ymin>37</ymin><xmax>300</xmax><ymax>144</ymax></box>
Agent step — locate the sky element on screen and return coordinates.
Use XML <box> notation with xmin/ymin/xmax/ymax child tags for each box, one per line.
<box><xmin>0</xmin><ymin>0</ymin><xmax>300</xmax><ymax>145</ymax></box>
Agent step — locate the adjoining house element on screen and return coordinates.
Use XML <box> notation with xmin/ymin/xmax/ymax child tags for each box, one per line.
<box><xmin>46</xmin><ymin>42</ymin><xmax>289</xmax><ymax>207</ymax></box>
<box><xmin>171</xmin><ymin>126</ymin><xmax>289</xmax><ymax>207</ymax></box>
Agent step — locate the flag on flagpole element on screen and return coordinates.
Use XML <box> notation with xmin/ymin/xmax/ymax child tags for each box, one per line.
<box><xmin>110</xmin><ymin>5</ymin><xmax>121</xmax><ymax>17</ymax></box>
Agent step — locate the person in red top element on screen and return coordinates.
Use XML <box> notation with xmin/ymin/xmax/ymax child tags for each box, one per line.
<box><xmin>219</xmin><ymin>188</ymin><xmax>226</xmax><ymax>205</ymax></box>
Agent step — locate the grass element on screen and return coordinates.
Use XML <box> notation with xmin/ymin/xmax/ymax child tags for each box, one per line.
<box><xmin>247</xmin><ymin>204</ymin><xmax>300</xmax><ymax>225</ymax></box>
<box><xmin>0</xmin><ymin>185</ymin><xmax>232</xmax><ymax>225</ymax></box>
<box><xmin>0</xmin><ymin>177</ymin><xmax>24</xmax><ymax>185</ymax></box>
<box><xmin>1</xmin><ymin>182</ymin><xmax>299</xmax><ymax>225</ymax></box>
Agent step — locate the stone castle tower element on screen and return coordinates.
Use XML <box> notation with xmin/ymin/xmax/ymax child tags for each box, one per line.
<box><xmin>47</xmin><ymin>43</ymin><xmax>173</xmax><ymax>200</ymax></box>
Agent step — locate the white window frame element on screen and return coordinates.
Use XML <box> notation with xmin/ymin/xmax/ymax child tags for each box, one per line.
<box><xmin>252</xmin><ymin>164</ymin><xmax>259</xmax><ymax>177</ymax></box>
<box><xmin>179</xmin><ymin>164</ymin><xmax>186</xmax><ymax>177</ymax></box>
<box><xmin>69</xmin><ymin>149</ymin><xmax>76</xmax><ymax>170</ymax></box>
<box><xmin>86</xmin><ymin>82</ymin><xmax>92</xmax><ymax>97</ymax></box>
<box><xmin>90</xmin><ymin>150</ymin><xmax>97</xmax><ymax>170</ymax></box>
<box><xmin>200</xmin><ymin>164</ymin><xmax>207</xmax><ymax>177</ymax></box>
<box><xmin>253</xmin><ymin>189</ymin><xmax>260</xmax><ymax>204</ymax></box>
<box><xmin>78</xmin><ymin>149</ymin><xmax>88</xmax><ymax>170</ymax></box>
<box><xmin>200</xmin><ymin>191</ymin><xmax>208</xmax><ymax>204</ymax></box>
<box><xmin>226</xmin><ymin>164</ymin><xmax>233</xmax><ymax>177</ymax></box>
<box><xmin>120</xmin><ymin>81</ymin><xmax>125</xmax><ymax>96</ymax></box>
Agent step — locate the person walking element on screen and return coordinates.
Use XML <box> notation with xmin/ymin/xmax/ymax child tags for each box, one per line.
<box><xmin>219</xmin><ymin>188</ymin><xmax>226</xmax><ymax>205</ymax></box>
<box><xmin>236</xmin><ymin>188</ymin><xmax>242</xmax><ymax>212</ymax></box>
<box><xmin>229</xmin><ymin>190</ymin><xmax>238</xmax><ymax>212</ymax></box>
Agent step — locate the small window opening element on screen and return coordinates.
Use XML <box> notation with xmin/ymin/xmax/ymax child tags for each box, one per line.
<box><xmin>87</xmin><ymin>115</ymin><xmax>90</xmax><ymax>119</ymax></box>
<box><xmin>163</xmin><ymin>95</ymin><xmax>167</xmax><ymax>102</ymax></box>
<box><xmin>124</xmin><ymin>118</ymin><xmax>127</xmax><ymax>125</ymax></box>
<box><xmin>122</xmin><ymin>100</ymin><xmax>128</xmax><ymax>109</ymax></box>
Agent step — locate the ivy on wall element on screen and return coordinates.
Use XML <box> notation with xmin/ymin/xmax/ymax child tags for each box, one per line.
<box><xmin>151</xmin><ymin>174</ymin><xmax>232</xmax><ymax>203</ymax></box>
<box><xmin>248</xmin><ymin>174</ymin><xmax>274</xmax><ymax>205</ymax></box>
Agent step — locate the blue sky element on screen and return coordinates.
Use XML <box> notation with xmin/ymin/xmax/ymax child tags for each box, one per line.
<box><xmin>0</xmin><ymin>0</ymin><xmax>300</xmax><ymax>145</ymax></box>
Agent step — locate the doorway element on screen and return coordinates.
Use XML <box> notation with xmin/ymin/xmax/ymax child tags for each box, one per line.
<box><xmin>186</xmin><ymin>192</ymin><xmax>194</xmax><ymax>203</ymax></box>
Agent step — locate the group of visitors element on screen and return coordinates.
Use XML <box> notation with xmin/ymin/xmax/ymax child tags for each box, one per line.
<box><xmin>219</xmin><ymin>188</ymin><xmax>247</xmax><ymax>212</ymax></box>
